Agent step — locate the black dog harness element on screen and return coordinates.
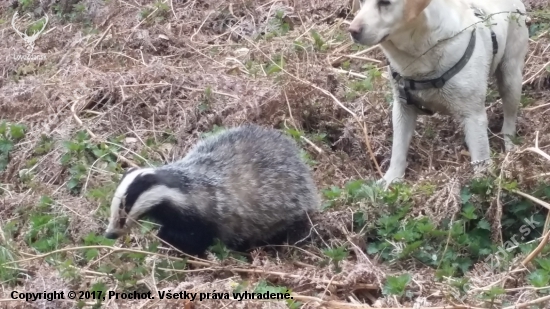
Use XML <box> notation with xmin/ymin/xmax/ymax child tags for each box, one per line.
<box><xmin>388</xmin><ymin>6</ymin><xmax>498</xmax><ymax>115</ymax></box>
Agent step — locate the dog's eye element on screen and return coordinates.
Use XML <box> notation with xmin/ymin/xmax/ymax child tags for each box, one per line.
<box><xmin>378</xmin><ymin>0</ymin><xmax>391</xmax><ymax>5</ymax></box>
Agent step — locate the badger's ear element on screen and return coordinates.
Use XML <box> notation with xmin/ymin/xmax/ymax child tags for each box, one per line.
<box><xmin>118</xmin><ymin>166</ymin><xmax>140</xmax><ymax>184</ymax></box>
<box><xmin>123</xmin><ymin>166</ymin><xmax>139</xmax><ymax>176</ymax></box>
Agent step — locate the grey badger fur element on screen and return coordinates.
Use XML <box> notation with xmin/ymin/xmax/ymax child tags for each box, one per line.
<box><xmin>104</xmin><ymin>124</ymin><xmax>321</xmax><ymax>256</ymax></box>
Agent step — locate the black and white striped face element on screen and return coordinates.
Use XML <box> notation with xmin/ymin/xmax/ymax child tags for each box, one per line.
<box><xmin>104</xmin><ymin>167</ymin><xmax>159</xmax><ymax>239</ymax></box>
<box><xmin>104</xmin><ymin>166</ymin><xmax>190</xmax><ymax>240</ymax></box>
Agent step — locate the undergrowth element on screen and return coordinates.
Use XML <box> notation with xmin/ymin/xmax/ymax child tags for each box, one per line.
<box><xmin>322</xmin><ymin>175</ymin><xmax>550</xmax><ymax>299</ymax></box>
<box><xmin>0</xmin><ymin>120</ymin><xmax>26</xmax><ymax>171</ymax></box>
<box><xmin>1</xmin><ymin>0</ymin><xmax>549</xmax><ymax>308</ymax></box>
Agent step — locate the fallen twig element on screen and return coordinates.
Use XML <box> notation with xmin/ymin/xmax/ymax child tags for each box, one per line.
<box><xmin>242</xmin><ymin>37</ymin><xmax>384</xmax><ymax>177</ymax></box>
<box><xmin>331</xmin><ymin>68</ymin><xmax>369</xmax><ymax>79</ymax></box>
<box><xmin>523</xmin><ymin>102</ymin><xmax>550</xmax><ymax>112</ymax></box>
<box><xmin>502</xmin><ymin>294</ymin><xmax>550</xmax><ymax>309</ymax></box>
<box><xmin>291</xmin><ymin>294</ymin><xmax>484</xmax><ymax>309</ymax></box>
<box><xmin>522</xmin><ymin>61</ymin><xmax>550</xmax><ymax>85</ymax></box>
<box><xmin>521</xmin><ymin>229</ymin><xmax>550</xmax><ymax>267</ymax></box>
<box><xmin>87</xmin><ymin>23</ymin><xmax>113</xmax><ymax>66</ymax></box>
<box><xmin>198</xmin><ymin>267</ymin><xmax>377</xmax><ymax>290</ymax></box>
<box><xmin>519</xmin><ymin>131</ymin><xmax>550</xmax><ymax>161</ymax></box>
<box><xmin>0</xmin><ymin>245</ymin><xmax>210</xmax><ymax>268</ymax></box>
<box><xmin>0</xmin><ymin>245</ymin><xmax>378</xmax><ymax>292</ymax></box>
<box><xmin>331</xmin><ymin>45</ymin><xmax>380</xmax><ymax>67</ymax></box>
<box><xmin>503</xmin><ymin>189</ymin><xmax>550</xmax><ymax>217</ymax></box>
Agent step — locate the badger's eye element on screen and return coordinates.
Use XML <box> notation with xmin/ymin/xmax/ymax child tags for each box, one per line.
<box><xmin>117</xmin><ymin>194</ymin><xmax>129</xmax><ymax>227</ymax></box>
<box><xmin>378</xmin><ymin>0</ymin><xmax>391</xmax><ymax>5</ymax></box>
<box><xmin>118</xmin><ymin>207</ymin><xmax>127</xmax><ymax>227</ymax></box>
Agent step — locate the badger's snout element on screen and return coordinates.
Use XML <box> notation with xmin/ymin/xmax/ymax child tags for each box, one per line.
<box><xmin>104</xmin><ymin>231</ymin><xmax>120</xmax><ymax>239</ymax></box>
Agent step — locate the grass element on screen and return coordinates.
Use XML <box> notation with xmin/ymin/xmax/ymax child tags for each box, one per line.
<box><xmin>0</xmin><ymin>120</ymin><xmax>26</xmax><ymax>171</ymax></box>
<box><xmin>0</xmin><ymin>0</ymin><xmax>550</xmax><ymax>308</ymax></box>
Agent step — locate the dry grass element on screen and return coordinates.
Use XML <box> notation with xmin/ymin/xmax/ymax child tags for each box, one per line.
<box><xmin>0</xmin><ymin>0</ymin><xmax>550</xmax><ymax>308</ymax></box>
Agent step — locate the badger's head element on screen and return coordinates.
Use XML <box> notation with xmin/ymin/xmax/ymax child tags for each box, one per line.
<box><xmin>104</xmin><ymin>166</ymin><xmax>169</xmax><ymax>239</ymax></box>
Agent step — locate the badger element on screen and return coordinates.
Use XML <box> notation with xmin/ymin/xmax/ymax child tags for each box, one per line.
<box><xmin>103</xmin><ymin>124</ymin><xmax>321</xmax><ymax>256</ymax></box>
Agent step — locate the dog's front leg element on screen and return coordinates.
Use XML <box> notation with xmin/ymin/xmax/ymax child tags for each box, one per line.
<box><xmin>462</xmin><ymin>111</ymin><xmax>492</xmax><ymax>173</ymax></box>
<box><xmin>381</xmin><ymin>101</ymin><xmax>418</xmax><ymax>185</ymax></box>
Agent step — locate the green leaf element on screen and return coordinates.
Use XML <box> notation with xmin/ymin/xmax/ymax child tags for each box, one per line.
<box><xmin>9</xmin><ymin>124</ymin><xmax>26</xmax><ymax>140</ymax></box>
<box><xmin>0</xmin><ymin>139</ymin><xmax>14</xmax><ymax>153</ymax></box>
<box><xmin>483</xmin><ymin>286</ymin><xmax>505</xmax><ymax>298</ymax></box>
<box><xmin>67</xmin><ymin>178</ymin><xmax>81</xmax><ymax>190</ymax></box>
<box><xmin>85</xmin><ymin>249</ymin><xmax>99</xmax><ymax>261</ymax></box>
<box><xmin>528</xmin><ymin>269</ymin><xmax>550</xmax><ymax>287</ymax></box>
<box><xmin>353</xmin><ymin>211</ymin><xmax>366</xmax><ymax>229</ymax></box>
<box><xmin>460</xmin><ymin>187</ymin><xmax>472</xmax><ymax>204</ymax></box>
<box><xmin>461</xmin><ymin>203</ymin><xmax>478</xmax><ymax>220</ymax></box>
<box><xmin>0</xmin><ymin>121</ymin><xmax>7</xmax><ymax>136</ymax></box>
<box><xmin>383</xmin><ymin>273</ymin><xmax>411</xmax><ymax>296</ymax></box>
<box><xmin>477</xmin><ymin>219</ymin><xmax>491</xmax><ymax>230</ymax></box>
<box><xmin>0</xmin><ymin>155</ymin><xmax>9</xmax><ymax>171</ymax></box>
<box><xmin>310</xmin><ymin>29</ymin><xmax>325</xmax><ymax>49</ymax></box>
<box><xmin>322</xmin><ymin>186</ymin><xmax>342</xmax><ymax>200</ymax></box>
<box><xmin>535</xmin><ymin>258</ymin><xmax>550</xmax><ymax>272</ymax></box>
<box><xmin>367</xmin><ymin>243</ymin><xmax>380</xmax><ymax>254</ymax></box>
<box><xmin>323</xmin><ymin>246</ymin><xmax>348</xmax><ymax>261</ymax></box>
<box><xmin>399</xmin><ymin>240</ymin><xmax>423</xmax><ymax>258</ymax></box>
<box><xmin>63</xmin><ymin>141</ymin><xmax>82</xmax><ymax>152</ymax></box>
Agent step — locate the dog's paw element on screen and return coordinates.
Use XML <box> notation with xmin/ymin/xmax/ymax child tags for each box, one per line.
<box><xmin>471</xmin><ymin>158</ymin><xmax>493</xmax><ymax>178</ymax></box>
<box><xmin>377</xmin><ymin>174</ymin><xmax>404</xmax><ymax>190</ymax></box>
<box><xmin>375</xmin><ymin>178</ymin><xmax>388</xmax><ymax>190</ymax></box>
<box><xmin>504</xmin><ymin>140</ymin><xmax>518</xmax><ymax>153</ymax></box>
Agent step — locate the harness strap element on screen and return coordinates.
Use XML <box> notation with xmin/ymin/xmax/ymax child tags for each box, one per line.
<box><xmin>388</xmin><ymin>5</ymin><xmax>500</xmax><ymax>115</ymax></box>
<box><xmin>472</xmin><ymin>6</ymin><xmax>499</xmax><ymax>55</ymax></box>
<box><xmin>390</xmin><ymin>27</ymin><xmax>477</xmax><ymax>115</ymax></box>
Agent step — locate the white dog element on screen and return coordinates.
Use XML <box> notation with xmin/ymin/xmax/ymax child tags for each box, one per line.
<box><xmin>348</xmin><ymin>0</ymin><xmax>530</xmax><ymax>185</ymax></box>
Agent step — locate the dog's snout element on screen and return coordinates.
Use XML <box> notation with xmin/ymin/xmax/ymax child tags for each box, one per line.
<box><xmin>348</xmin><ymin>24</ymin><xmax>363</xmax><ymax>41</ymax></box>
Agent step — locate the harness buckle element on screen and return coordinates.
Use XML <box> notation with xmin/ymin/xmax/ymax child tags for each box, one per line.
<box><xmin>432</xmin><ymin>78</ymin><xmax>445</xmax><ymax>88</ymax></box>
<box><xmin>397</xmin><ymin>82</ymin><xmax>412</xmax><ymax>105</ymax></box>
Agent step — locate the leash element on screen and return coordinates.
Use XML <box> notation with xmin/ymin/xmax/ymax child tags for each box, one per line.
<box><xmin>388</xmin><ymin>5</ymin><xmax>499</xmax><ymax>116</ymax></box>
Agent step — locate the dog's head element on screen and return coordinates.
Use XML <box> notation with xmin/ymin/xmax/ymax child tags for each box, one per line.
<box><xmin>348</xmin><ymin>0</ymin><xmax>432</xmax><ymax>46</ymax></box>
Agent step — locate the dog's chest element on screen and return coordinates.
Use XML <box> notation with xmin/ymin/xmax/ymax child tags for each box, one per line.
<box><xmin>406</xmin><ymin>89</ymin><xmax>454</xmax><ymax>115</ymax></box>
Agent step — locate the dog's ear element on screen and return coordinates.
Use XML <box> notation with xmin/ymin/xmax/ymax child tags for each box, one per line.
<box><xmin>350</xmin><ymin>0</ymin><xmax>360</xmax><ymax>14</ymax></box>
<box><xmin>404</xmin><ymin>0</ymin><xmax>432</xmax><ymax>23</ymax></box>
